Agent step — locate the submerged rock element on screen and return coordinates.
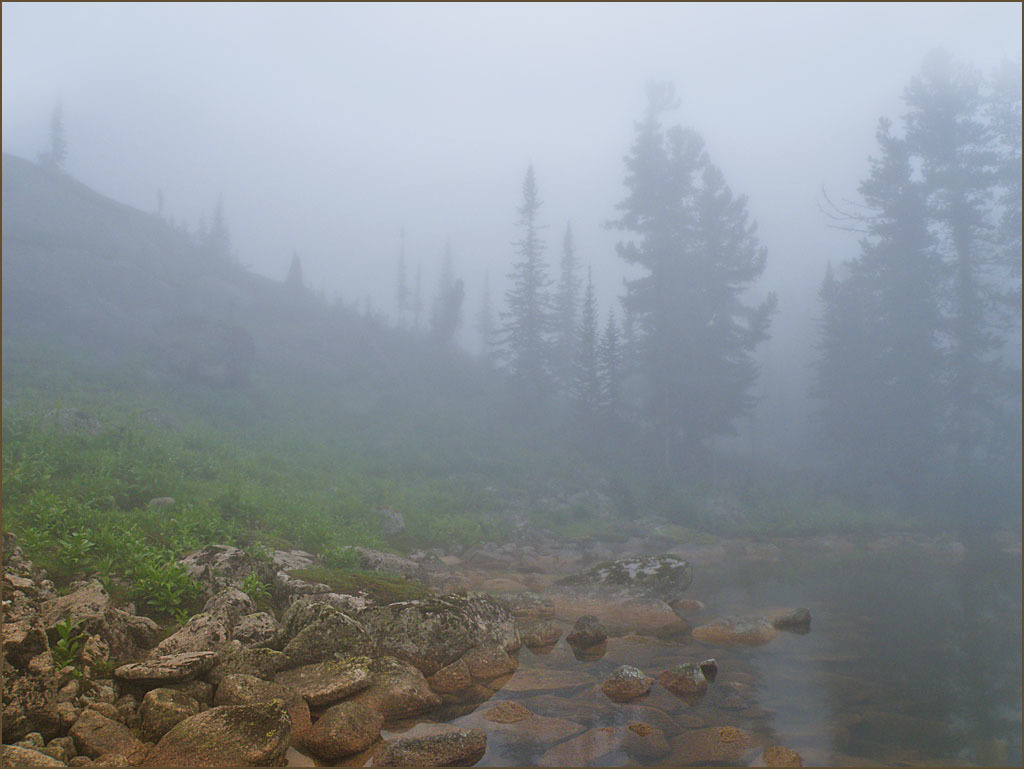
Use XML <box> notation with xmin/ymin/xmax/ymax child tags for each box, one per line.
<box><xmin>520</xmin><ymin>620</ymin><xmax>562</xmax><ymax>649</ymax></box>
<box><xmin>658</xmin><ymin>662</ymin><xmax>709</xmax><ymax>699</ymax></box>
<box><xmin>762</xmin><ymin>745</ymin><xmax>804</xmax><ymax>766</ymax></box>
<box><xmin>565</xmin><ymin>615</ymin><xmax>607</xmax><ymax>648</ymax></box>
<box><xmin>667</xmin><ymin>725</ymin><xmax>761</xmax><ymax>765</ymax></box>
<box><xmin>771</xmin><ymin>608</ymin><xmax>811</xmax><ymax>632</ymax></box>
<box><xmin>692</xmin><ymin>616</ymin><xmax>777</xmax><ymax>646</ymax></box>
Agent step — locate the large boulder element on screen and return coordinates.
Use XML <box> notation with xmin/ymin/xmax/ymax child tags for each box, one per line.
<box><xmin>274</xmin><ymin>657</ymin><xmax>373</xmax><ymax>708</ymax></box>
<box><xmin>565</xmin><ymin>615</ymin><xmax>607</xmax><ymax>648</ymax></box>
<box><xmin>342</xmin><ymin>546</ymin><xmax>422</xmax><ymax>580</ymax></box>
<box><xmin>114</xmin><ymin>651</ymin><xmax>219</xmax><ymax>685</ymax></box>
<box><xmin>552</xmin><ymin>554</ymin><xmax>693</xmax><ymax>602</ymax></box>
<box><xmin>1</xmin><ymin>745</ymin><xmax>67</xmax><ymax>766</ymax></box>
<box><xmin>658</xmin><ymin>662</ymin><xmax>709</xmax><ymax>699</ymax></box>
<box><xmin>205</xmin><ymin>643</ymin><xmax>288</xmax><ymax>687</ymax></box>
<box><xmin>143</xmin><ymin>701</ymin><xmax>291</xmax><ymax>767</ymax></box>
<box><xmin>303</xmin><ymin>701</ymin><xmax>383</xmax><ymax>761</ymax></box>
<box><xmin>178</xmin><ymin>546</ymin><xmax>274</xmax><ymax>599</ymax></box>
<box><xmin>202</xmin><ymin>588</ymin><xmax>256</xmax><ymax>630</ymax></box>
<box><xmin>4</xmin><ymin>618</ymin><xmax>50</xmax><ymax>669</ymax></box>
<box><xmin>39</xmin><ymin>581</ymin><xmax>158</xmax><ymax>662</ymax></box>
<box><xmin>348</xmin><ymin>656</ymin><xmax>441</xmax><ymax>719</ymax></box>
<box><xmin>520</xmin><ymin>621</ymin><xmax>563</xmax><ymax>650</ymax></box>
<box><xmin>232</xmin><ymin>613</ymin><xmax>279</xmax><ymax>648</ymax></box>
<box><xmin>213</xmin><ymin>674</ymin><xmax>311</xmax><ymax>742</ymax></box>
<box><xmin>692</xmin><ymin>616</ymin><xmax>778</xmax><ymax>646</ymax></box>
<box><xmin>2</xmin><ymin>651</ymin><xmax>61</xmax><ymax>742</ymax></box>
<box><xmin>601</xmin><ymin>665</ymin><xmax>654</xmax><ymax>703</ymax></box>
<box><xmin>362</xmin><ymin>593</ymin><xmax>520</xmax><ymax>677</ymax></box>
<box><xmin>281</xmin><ymin>607</ymin><xmax>374</xmax><ymax>667</ymax></box>
<box><xmin>374</xmin><ymin>726</ymin><xmax>486</xmax><ymax>767</ymax></box>
<box><xmin>138</xmin><ymin>688</ymin><xmax>201</xmax><ymax>742</ymax></box>
<box><xmin>69</xmin><ymin>709</ymin><xmax>148</xmax><ymax>763</ymax></box>
<box><xmin>149</xmin><ymin>614</ymin><xmax>229</xmax><ymax>657</ymax></box>
<box><xmin>667</xmin><ymin>726</ymin><xmax>761</xmax><ymax>765</ymax></box>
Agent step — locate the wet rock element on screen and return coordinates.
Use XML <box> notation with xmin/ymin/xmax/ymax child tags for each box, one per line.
<box><xmin>520</xmin><ymin>693</ymin><xmax>615</xmax><ymax>725</ymax></box>
<box><xmin>374</xmin><ymin>726</ymin><xmax>486</xmax><ymax>767</ymax></box>
<box><xmin>461</xmin><ymin>645</ymin><xmax>518</xmax><ymax>681</ymax></box>
<box><xmin>762</xmin><ymin>745</ymin><xmax>804</xmax><ymax>766</ymax></box>
<box><xmin>520</xmin><ymin>620</ymin><xmax>562</xmax><ymax>649</ymax></box>
<box><xmin>303</xmin><ymin>701</ymin><xmax>383</xmax><ymax>760</ymax></box>
<box><xmin>467</xmin><ymin>702</ymin><xmax>585</xmax><ymax>746</ymax></box>
<box><xmin>427</xmin><ymin>658</ymin><xmax>473</xmax><ymax>694</ymax></box>
<box><xmin>692</xmin><ymin>616</ymin><xmax>778</xmax><ymax>646</ymax></box>
<box><xmin>69</xmin><ymin>710</ymin><xmax>147</xmax><ymax>763</ymax></box>
<box><xmin>178</xmin><ymin>545</ymin><xmax>274</xmax><ymax>599</ymax></box>
<box><xmin>601</xmin><ymin>665</ymin><xmax>654</xmax><ymax>702</ymax></box>
<box><xmin>566</xmin><ymin>615</ymin><xmax>607</xmax><ymax>648</ymax></box>
<box><xmin>482</xmin><ymin>701</ymin><xmax>532</xmax><ymax>723</ymax></box>
<box><xmin>1</xmin><ymin>745</ymin><xmax>67</xmax><ymax>766</ymax></box>
<box><xmin>658</xmin><ymin>662</ymin><xmax>709</xmax><ymax>699</ymax></box>
<box><xmin>699</xmin><ymin>658</ymin><xmax>719</xmax><ymax>682</ymax></box>
<box><xmin>362</xmin><ymin>593</ymin><xmax>520</xmax><ymax>677</ymax></box>
<box><xmin>214</xmin><ymin>674</ymin><xmax>311</xmax><ymax>741</ymax></box>
<box><xmin>202</xmin><ymin>588</ymin><xmax>257</xmax><ymax>630</ymax></box>
<box><xmin>143</xmin><ymin>701</ymin><xmax>291</xmax><ymax>767</ymax></box>
<box><xmin>149</xmin><ymin>613</ymin><xmax>229</xmax><ymax>657</ymax></box>
<box><xmin>570</xmin><ymin>640</ymin><xmax>607</xmax><ymax>661</ymax></box>
<box><xmin>499</xmin><ymin>668</ymin><xmax>596</xmax><ymax>694</ymax></box>
<box><xmin>348</xmin><ymin>656</ymin><xmax>441</xmax><ymax>720</ymax></box>
<box><xmin>553</xmin><ymin>554</ymin><xmax>693</xmax><ymax>601</ymax></box>
<box><xmin>282</xmin><ymin>607</ymin><xmax>374</xmax><ymax>667</ymax></box>
<box><xmin>138</xmin><ymin>688</ymin><xmax>201</xmax><ymax>742</ymax></box>
<box><xmin>232</xmin><ymin>612</ymin><xmax>279</xmax><ymax>648</ymax></box>
<box><xmin>771</xmin><ymin>608</ymin><xmax>811</xmax><ymax>632</ymax></box>
<box><xmin>274</xmin><ymin>657</ymin><xmax>373</xmax><ymax>708</ymax></box>
<box><xmin>667</xmin><ymin>725</ymin><xmax>761</xmax><ymax>765</ymax></box>
<box><xmin>550</xmin><ymin>594</ymin><xmax>691</xmax><ymax>639</ymax></box>
<box><xmin>206</xmin><ymin>642</ymin><xmax>288</xmax><ymax>687</ymax></box>
<box><xmin>114</xmin><ymin>651</ymin><xmax>219</xmax><ymax>684</ymax></box>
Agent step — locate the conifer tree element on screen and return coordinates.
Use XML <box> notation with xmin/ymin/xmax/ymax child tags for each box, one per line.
<box><xmin>553</xmin><ymin>223</ymin><xmax>581</xmax><ymax>393</ymax></box>
<box><xmin>599</xmin><ymin>309</ymin><xmax>623</xmax><ymax>422</ymax></box>
<box><xmin>573</xmin><ymin>269</ymin><xmax>601</xmax><ymax>421</ymax></box>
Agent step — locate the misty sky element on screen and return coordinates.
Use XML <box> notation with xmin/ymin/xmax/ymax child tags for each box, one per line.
<box><xmin>3</xmin><ymin>3</ymin><xmax>1020</xmax><ymax>438</ymax></box>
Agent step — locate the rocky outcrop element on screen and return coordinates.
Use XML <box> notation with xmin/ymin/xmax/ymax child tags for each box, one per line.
<box><xmin>281</xmin><ymin>606</ymin><xmax>374</xmax><ymax>667</ymax></box>
<box><xmin>362</xmin><ymin>593</ymin><xmax>520</xmax><ymax>677</ymax></box>
<box><xmin>149</xmin><ymin>614</ymin><xmax>229</xmax><ymax>657</ymax></box>
<box><xmin>303</xmin><ymin>701</ymin><xmax>383</xmax><ymax>760</ymax></box>
<box><xmin>143</xmin><ymin>701</ymin><xmax>291</xmax><ymax>767</ymax></box>
<box><xmin>43</xmin><ymin>408</ymin><xmax>103</xmax><ymax>435</ymax></box>
<box><xmin>178</xmin><ymin>546</ymin><xmax>274</xmax><ymax>599</ymax></box>
<box><xmin>552</xmin><ymin>555</ymin><xmax>693</xmax><ymax>601</ymax></box>
<box><xmin>348</xmin><ymin>656</ymin><xmax>441</xmax><ymax>719</ymax></box>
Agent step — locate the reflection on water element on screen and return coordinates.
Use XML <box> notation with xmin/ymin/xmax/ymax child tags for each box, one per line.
<box><xmin>300</xmin><ymin>540</ymin><xmax>1022</xmax><ymax>767</ymax></box>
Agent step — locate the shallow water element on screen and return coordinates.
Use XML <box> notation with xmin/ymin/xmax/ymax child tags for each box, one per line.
<box><xmin>295</xmin><ymin>539</ymin><xmax>1022</xmax><ymax>766</ymax></box>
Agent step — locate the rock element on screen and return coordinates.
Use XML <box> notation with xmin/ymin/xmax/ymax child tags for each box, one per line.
<box><xmin>274</xmin><ymin>657</ymin><xmax>373</xmax><ymax>708</ymax></box>
<box><xmin>143</xmin><ymin>701</ymin><xmax>291</xmax><ymax>767</ymax></box>
<box><xmin>565</xmin><ymin>615</ymin><xmax>607</xmax><ymax>648</ymax></box>
<box><xmin>206</xmin><ymin>642</ymin><xmax>288</xmax><ymax>687</ymax></box>
<box><xmin>348</xmin><ymin>656</ymin><xmax>441</xmax><ymax>719</ymax></box>
<box><xmin>699</xmin><ymin>658</ymin><xmax>719</xmax><ymax>682</ymax></box>
<box><xmin>138</xmin><ymin>688</ymin><xmax>201</xmax><ymax>742</ymax></box>
<box><xmin>285</xmin><ymin>591</ymin><xmax>370</xmax><ymax>619</ymax></box>
<box><xmin>178</xmin><ymin>545</ymin><xmax>273</xmax><ymax>599</ymax></box>
<box><xmin>68</xmin><ymin>758</ymin><xmax>93</xmax><ymax>767</ymax></box>
<box><xmin>500</xmin><ymin>668</ymin><xmax>596</xmax><ymax>694</ymax></box>
<box><xmin>303</xmin><ymin>701</ymin><xmax>383</xmax><ymax>760</ymax></box>
<box><xmin>671</xmin><ymin>598</ymin><xmax>705</xmax><ymax>613</ymax></box>
<box><xmin>271</xmin><ymin>549</ymin><xmax>316</xmax><ymax>572</ymax></box>
<box><xmin>692</xmin><ymin>616</ymin><xmax>778</xmax><ymax>646</ymax></box>
<box><xmin>537</xmin><ymin>726</ymin><xmax>624</xmax><ymax>766</ymax></box>
<box><xmin>763</xmin><ymin>745</ymin><xmax>804</xmax><ymax>766</ymax></box>
<box><xmin>282</xmin><ymin>607</ymin><xmax>374</xmax><ymax>667</ymax></box>
<box><xmin>202</xmin><ymin>588</ymin><xmax>257</xmax><ymax>630</ymax></box>
<box><xmin>479</xmin><ymin>578</ymin><xmax>529</xmax><ymax>592</ymax></box>
<box><xmin>69</xmin><ymin>710</ymin><xmax>147</xmax><ymax>763</ymax></box>
<box><xmin>46</xmin><ymin>736</ymin><xmax>77</xmax><ymax>763</ymax></box>
<box><xmin>112</xmin><ymin>696</ymin><xmax>139</xmax><ymax>730</ymax></box>
<box><xmin>521</xmin><ymin>693</ymin><xmax>614</xmax><ymax>725</ymax></box>
<box><xmin>146</xmin><ymin>497</ymin><xmax>176</xmax><ymax>508</ymax></box>
<box><xmin>2</xmin><ymin>653</ymin><xmax>61</xmax><ymax>742</ymax></box>
<box><xmin>374</xmin><ymin>507</ymin><xmax>406</xmax><ymax>536</ymax></box>
<box><xmin>1</xmin><ymin>745</ymin><xmax>67</xmax><ymax>766</ymax></box>
<box><xmin>601</xmin><ymin>665</ymin><xmax>654</xmax><ymax>702</ymax></box>
<box><xmin>273</xmin><ymin>571</ymin><xmax>331</xmax><ymax>599</ymax></box>
<box><xmin>658</xmin><ymin>663</ymin><xmax>709</xmax><ymax>699</ymax></box>
<box><xmin>15</xmin><ymin>733</ymin><xmax>46</xmax><ymax>749</ymax></box>
<box><xmin>84</xmin><ymin>703</ymin><xmax>120</xmax><ymax>722</ymax></box>
<box><xmin>39</xmin><ymin>581</ymin><xmax>157</xmax><ymax>662</ymax></box>
<box><xmin>165</xmin><ymin>680</ymin><xmax>215</xmax><ymax>707</ymax></box>
<box><xmin>461</xmin><ymin>645</ymin><xmax>518</xmax><ymax>681</ymax></box>
<box><xmin>343</xmin><ymin>547</ymin><xmax>421</xmax><ymax>580</ymax></box>
<box><xmin>114</xmin><ymin>651</ymin><xmax>219</xmax><ymax>684</ymax></box>
<box><xmin>772</xmin><ymin>608</ymin><xmax>811</xmax><ymax>632</ymax></box>
<box><xmin>623</xmin><ymin>722</ymin><xmax>671</xmax><ymax>760</ymax></box>
<box><xmin>43</xmin><ymin>408</ymin><xmax>103</xmax><ymax>435</ymax></box>
<box><xmin>667</xmin><ymin>726</ymin><xmax>761</xmax><ymax>765</ymax></box>
<box><xmin>5</xmin><ymin>619</ymin><xmax>50</xmax><ymax>668</ymax></box>
<box><xmin>149</xmin><ymin>613</ymin><xmax>229</xmax><ymax>657</ymax></box>
<box><xmin>426</xmin><ymin>658</ymin><xmax>472</xmax><ymax>694</ymax></box>
<box><xmin>374</xmin><ymin>727</ymin><xmax>486</xmax><ymax>767</ymax></box>
<box><xmin>520</xmin><ymin>621</ymin><xmax>562</xmax><ymax>649</ymax></box>
<box><xmin>467</xmin><ymin>702</ymin><xmax>586</xmax><ymax>747</ymax></box>
<box><xmin>92</xmin><ymin>755</ymin><xmax>130</xmax><ymax>767</ymax></box>
<box><xmin>214</xmin><ymin>674</ymin><xmax>311</xmax><ymax>741</ymax></box>
<box><xmin>362</xmin><ymin>593</ymin><xmax>520</xmax><ymax>677</ymax></box>
<box><xmin>553</xmin><ymin>554</ymin><xmax>693</xmax><ymax>601</ymax></box>
<box><xmin>232</xmin><ymin>613</ymin><xmax>279</xmax><ymax>648</ymax></box>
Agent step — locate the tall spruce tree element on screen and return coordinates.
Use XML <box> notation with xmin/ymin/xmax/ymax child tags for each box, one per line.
<box><xmin>431</xmin><ymin>239</ymin><xmax>463</xmax><ymax>346</ymax></box>
<box><xmin>611</xmin><ymin>82</ymin><xmax>776</xmax><ymax>470</ymax></box>
<box><xmin>476</xmin><ymin>272</ymin><xmax>496</xmax><ymax>361</ymax></box>
<box><xmin>573</xmin><ymin>268</ymin><xmax>601</xmax><ymax>421</ymax></box>
<box><xmin>498</xmin><ymin>165</ymin><xmax>553</xmax><ymax>406</ymax></box>
<box><xmin>553</xmin><ymin>223</ymin><xmax>582</xmax><ymax>393</ymax></box>
<box><xmin>599</xmin><ymin>309</ymin><xmax>623</xmax><ymax>423</ymax></box>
